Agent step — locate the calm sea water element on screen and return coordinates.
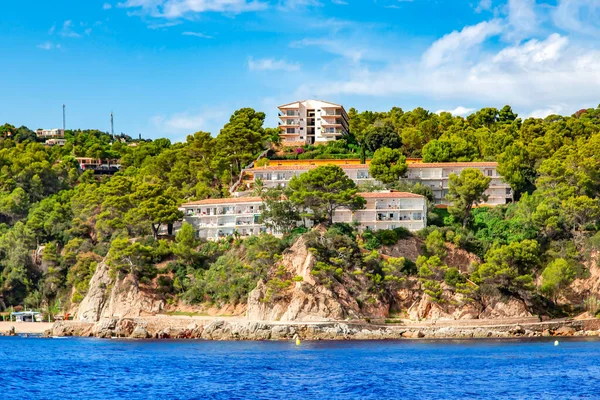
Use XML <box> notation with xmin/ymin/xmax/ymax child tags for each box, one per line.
<box><xmin>0</xmin><ymin>337</ymin><xmax>599</xmax><ymax>399</ymax></box>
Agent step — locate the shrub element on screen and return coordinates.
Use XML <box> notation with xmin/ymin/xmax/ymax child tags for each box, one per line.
<box><xmin>444</xmin><ymin>267</ymin><xmax>466</xmax><ymax>287</ymax></box>
<box><xmin>362</xmin><ymin>231</ymin><xmax>381</xmax><ymax>250</ymax></box>
<box><xmin>376</xmin><ymin>229</ymin><xmax>398</xmax><ymax>246</ymax></box>
<box><xmin>393</xmin><ymin>226</ymin><xmax>411</xmax><ymax>240</ymax></box>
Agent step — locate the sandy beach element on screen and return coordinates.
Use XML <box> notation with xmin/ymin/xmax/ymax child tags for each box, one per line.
<box><xmin>0</xmin><ymin>321</ymin><xmax>53</xmax><ymax>334</ymax></box>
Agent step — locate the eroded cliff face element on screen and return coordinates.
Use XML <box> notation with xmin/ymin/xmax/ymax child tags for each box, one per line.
<box><xmin>76</xmin><ymin>260</ymin><xmax>165</xmax><ymax>322</ymax></box>
<box><xmin>247</xmin><ymin>234</ymin><xmax>535</xmax><ymax>323</ymax></box>
<box><xmin>247</xmin><ymin>234</ymin><xmax>387</xmax><ymax>322</ymax></box>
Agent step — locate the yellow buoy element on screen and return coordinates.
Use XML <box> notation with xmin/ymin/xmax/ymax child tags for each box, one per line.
<box><xmin>296</xmin><ymin>338</ymin><xmax>301</xmax><ymax>346</ymax></box>
<box><xmin>554</xmin><ymin>340</ymin><xmax>559</xmax><ymax>346</ymax></box>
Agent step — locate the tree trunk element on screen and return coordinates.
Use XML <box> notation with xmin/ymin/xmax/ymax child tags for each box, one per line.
<box><xmin>462</xmin><ymin>205</ymin><xmax>472</xmax><ymax>228</ymax></box>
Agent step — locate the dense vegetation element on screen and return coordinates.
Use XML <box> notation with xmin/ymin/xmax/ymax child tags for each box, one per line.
<box><xmin>2</xmin><ymin>103</ymin><xmax>600</xmax><ymax>318</ymax></box>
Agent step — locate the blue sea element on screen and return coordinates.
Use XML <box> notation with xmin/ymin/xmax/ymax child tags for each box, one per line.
<box><xmin>0</xmin><ymin>337</ymin><xmax>599</xmax><ymax>399</ymax></box>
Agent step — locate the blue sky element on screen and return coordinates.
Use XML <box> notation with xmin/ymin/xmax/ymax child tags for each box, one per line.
<box><xmin>1</xmin><ymin>0</ymin><xmax>600</xmax><ymax>141</ymax></box>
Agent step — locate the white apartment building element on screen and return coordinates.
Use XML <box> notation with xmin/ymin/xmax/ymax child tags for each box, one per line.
<box><xmin>44</xmin><ymin>138</ymin><xmax>67</xmax><ymax>146</ymax></box>
<box><xmin>249</xmin><ymin>162</ymin><xmax>512</xmax><ymax>206</ymax></box>
<box><xmin>36</xmin><ymin>129</ymin><xmax>65</xmax><ymax>138</ymax></box>
<box><xmin>180</xmin><ymin>192</ymin><xmax>427</xmax><ymax>241</ymax></box>
<box><xmin>278</xmin><ymin>100</ymin><xmax>349</xmax><ymax>146</ymax></box>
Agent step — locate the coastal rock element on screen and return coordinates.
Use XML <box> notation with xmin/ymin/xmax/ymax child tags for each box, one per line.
<box><xmin>77</xmin><ymin>261</ymin><xmax>112</xmax><ymax>323</ymax></box>
<box><xmin>479</xmin><ymin>297</ymin><xmax>532</xmax><ymax>319</ymax></box>
<box><xmin>554</xmin><ymin>326</ymin><xmax>576</xmax><ymax>336</ymax></box>
<box><xmin>51</xmin><ymin>321</ymin><xmax>93</xmax><ymax>337</ymax></box>
<box><xmin>131</xmin><ymin>326</ymin><xmax>150</xmax><ymax>339</ymax></box>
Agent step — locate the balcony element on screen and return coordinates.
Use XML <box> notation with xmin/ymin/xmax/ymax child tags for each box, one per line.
<box><xmin>279</xmin><ymin>111</ymin><xmax>300</xmax><ymax>117</ymax></box>
<box><xmin>322</xmin><ymin>129</ymin><xmax>345</xmax><ymax>135</ymax></box>
<box><xmin>323</xmin><ymin>111</ymin><xmax>343</xmax><ymax>116</ymax></box>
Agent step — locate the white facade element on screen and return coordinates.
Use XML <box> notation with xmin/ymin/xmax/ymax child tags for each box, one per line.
<box><xmin>180</xmin><ymin>192</ymin><xmax>427</xmax><ymax>241</ymax></box>
<box><xmin>36</xmin><ymin>129</ymin><xmax>65</xmax><ymax>138</ymax></box>
<box><xmin>250</xmin><ymin>162</ymin><xmax>513</xmax><ymax>206</ymax></box>
<box><xmin>45</xmin><ymin>138</ymin><xmax>67</xmax><ymax>146</ymax></box>
<box><xmin>278</xmin><ymin>100</ymin><xmax>349</xmax><ymax>146</ymax></box>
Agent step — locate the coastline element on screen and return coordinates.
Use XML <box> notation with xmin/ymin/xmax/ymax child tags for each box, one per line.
<box><xmin>47</xmin><ymin>316</ymin><xmax>600</xmax><ymax>341</ymax></box>
<box><xmin>0</xmin><ymin>321</ymin><xmax>54</xmax><ymax>335</ymax></box>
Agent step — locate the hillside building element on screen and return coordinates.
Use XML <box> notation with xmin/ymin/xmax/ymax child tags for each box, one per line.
<box><xmin>36</xmin><ymin>128</ymin><xmax>64</xmax><ymax>138</ymax></box>
<box><xmin>180</xmin><ymin>191</ymin><xmax>427</xmax><ymax>241</ymax></box>
<box><xmin>247</xmin><ymin>162</ymin><xmax>512</xmax><ymax>206</ymax></box>
<box><xmin>278</xmin><ymin>100</ymin><xmax>349</xmax><ymax>146</ymax></box>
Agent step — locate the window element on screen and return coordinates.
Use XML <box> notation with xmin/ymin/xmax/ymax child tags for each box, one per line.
<box><xmin>286</xmin><ymin>128</ymin><xmax>295</xmax><ymax>134</ymax></box>
<box><xmin>486</xmin><ymin>169</ymin><xmax>493</xmax><ymax>177</ymax></box>
<box><xmin>413</xmin><ymin>212</ymin><xmax>422</xmax><ymax>220</ymax></box>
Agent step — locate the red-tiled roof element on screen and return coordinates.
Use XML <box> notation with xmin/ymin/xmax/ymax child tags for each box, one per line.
<box><xmin>358</xmin><ymin>192</ymin><xmax>425</xmax><ymax>199</ymax></box>
<box><xmin>250</xmin><ymin>161</ymin><xmax>497</xmax><ymax>172</ymax></box>
<box><xmin>181</xmin><ymin>197</ymin><xmax>262</xmax><ymax>206</ymax></box>
<box><xmin>408</xmin><ymin>162</ymin><xmax>498</xmax><ymax>168</ymax></box>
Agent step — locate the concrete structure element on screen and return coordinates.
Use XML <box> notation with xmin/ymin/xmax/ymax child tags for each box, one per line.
<box><xmin>278</xmin><ymin>100</ymin><xmax>349</xmax><ymax>146</ymax></box>
<box><xmin>180</xmin><ymin>191</ymin><xmax>427</xmax><ymax>241</ymax></box>
<box><xmin>44</xmin><ymin>138</ymin><xmax>67</xmax><ymax>146</ymax></box>
<box><xmin>36</xmin><ymin>128</ymin><xmax>64</xmax><ymax>138</ymax></box>
<box><xmin>248</xmin><ymin>162</ymin><xmax>512</xmax><ymax>206</ymax></box>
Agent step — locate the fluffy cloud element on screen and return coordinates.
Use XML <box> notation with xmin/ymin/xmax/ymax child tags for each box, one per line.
<box><xmin>553</xmin><ymin>0</ymin><xmax>600</xmax><ymax>36</ymax></box>
<box><xmin>422</xmin><ymin>20</ymin><xmax>503</xmax><ymax>68</ymax></box>
<box><xmin>248</xmin><ymin>57</ymin><xmax>300</xmax><ymax>71</ymax></box>
<box><xmin>436</xmin><ymin>107</ymin><xmax>476</xmax><ymax>117</ymax></box>
<box><xmin>297</xmin><ymin>3</ymin><xmax>600</xmax><ymax>117</ymax></box>
<box><xmin>119</xmin><ymin>0</ymin><xmax>267</xmax><ymax>18</ymax></box>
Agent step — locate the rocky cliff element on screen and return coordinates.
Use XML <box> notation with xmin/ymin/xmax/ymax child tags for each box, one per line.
<box><xmin>247</xmin><ymin>234</ymin><xmax>388</xmax><ymax>322</ymax></box>
<box><xmin>76</xmin><ymin>260</ymin><xmax>165</xmax><ymax>322</ymax></box>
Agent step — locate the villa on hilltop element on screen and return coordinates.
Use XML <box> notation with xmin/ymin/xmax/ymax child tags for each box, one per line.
<box><xmin>278</xmin><ymin>100</ymin><xmax>349</xmax><ymax>146</ymax></box>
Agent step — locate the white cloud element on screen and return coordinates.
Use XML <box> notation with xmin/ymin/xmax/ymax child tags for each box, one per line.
<box><xmin>37</xmin><ymin>42</ymin><xmax>61</xmax><ymax>51</ymax></box>
<box><xmin>248</xmin><ymin>57</ymin><xmax>300</xmax><ymax>71</ymax></box>
<box><xmin>119</xmin><ymin>0</ymin><xmax>268</xmax><ymax>18</ymax></box>
<box><xmin>290</xmin><ymin>37</ymin><xmax>365</xmax><ymax>63</ymax></box>
<box><xmin>301</xmin><ymin>22</ymin><xmax>600</xmax><ymax>117</ymax></box>
<box><xmin>527</xmin><ymin>105</ymin><xmax>567</xmax><ymax>119</ymax></box>
<box><xmin>57</xmin><ymin>20</ymin><xmax>91</xmax><ymax>37</ymax></box>
<box><xmin>505</xmin><ymin>0</ymin><xmax>538</xmax><ymax>39</ymax></box>
<box><xmin>182</xmin><ymin>31</ymin><xmax>214</xmax><ymax>38</ymax></box>
<box><xmin>436</xmin><ymin>107</ymin><xmax>476</xmax><ymax>117</ymax></box>
<box><xmin>553</xmin><ymin>0</ymin><xmax>600</xmax><ymax>36</ymax></box>
<box><xmin>103</xmin><ymin>2</ymin><xmax>113</xmax><ymax>9</ymax></box>
<box><xmin>474</xmin><ymin>0</ymin><xmax>492</xmax><ymax>13</ymax></box>
<box><xmin>59</xmin><ymin>20</ymin><xmax>81</xmax><ymax>37</ymax></box>
<box><xmin>422</xmin><ymin>20</ymin><xmax>503</xmax><ymax>68</ymax></box>
<box><xmin>277</xmin><ymin>0</ymin><xmax>322</xmax><ymax>10</ymax></box>
<box><xmin>151</xmin><ymin>109</ymin><xmax>227</xmax><ymax>139</ymax></box>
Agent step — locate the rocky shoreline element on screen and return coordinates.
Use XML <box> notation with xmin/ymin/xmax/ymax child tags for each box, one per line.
<box><xmin>47</xmin><ymin>317</ymin><xmax>600</xmax><ymax>341</ymax></box>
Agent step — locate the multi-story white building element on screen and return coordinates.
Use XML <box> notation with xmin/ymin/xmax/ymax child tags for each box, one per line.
<box><xmin>278</xmin><ymin>100</ymin><xmax>349</xmax><ymax>146</ymax></box>
<box><xmin>36</xmin><ymin>129</ymin><xmax>65</xmax><ymax>138</ymax></box>
<box><xmin>180</xmin><ymin>191</ymin><xmax>427</xmax><ymax>241</ymax></box>
<box><xmin>249</xmin><ymin>162</ymin><xmax>512</xmax><ymax>206</ymax></box>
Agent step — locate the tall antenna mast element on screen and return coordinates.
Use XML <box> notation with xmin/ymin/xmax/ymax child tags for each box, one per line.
<box><xmin>110</xmin><ymin>111</ymin><xmax>114</xmax><ymax>142</ymax></box>
<box><xmin>62</xmin><ymin>104</ymin><xmax>66</xmax><ymax>131</ymax></box>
